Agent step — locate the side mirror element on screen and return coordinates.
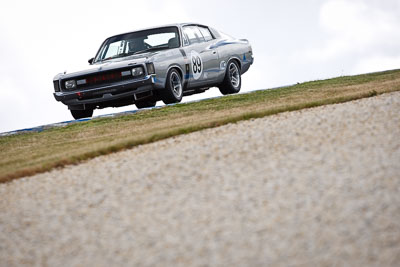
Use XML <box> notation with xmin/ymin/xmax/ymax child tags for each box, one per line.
<box><xmin>88</xmin><ymin>58</ymin><xmax>94</xmax><ymax>64</ymax></box>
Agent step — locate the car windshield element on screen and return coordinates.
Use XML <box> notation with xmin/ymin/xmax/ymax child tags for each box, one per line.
<box><xmin>94</xmin><ymin>26</ymin><xmax>180</xmax><ymax>63</ymax></box>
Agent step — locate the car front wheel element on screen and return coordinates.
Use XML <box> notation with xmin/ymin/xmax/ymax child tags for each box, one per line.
<box><xmin>70</xmin><ymin>109</ymin><xmax>93</xmax><ymax>120</ymax></box>
<box><xmin>219</xmin><ymin>60</ymin><xmax>241</xmax><ymax>95</ymax></box>
<box><xmin>162</xmin><ymin>69</ymin><xmax>183</xmax><ymax>104</ymax></box>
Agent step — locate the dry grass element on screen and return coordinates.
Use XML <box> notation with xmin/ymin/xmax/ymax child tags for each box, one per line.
<box><xmin>1</xmin><ymin>69</ymin><xmax>400</xmax><ymax>183</ymax></box>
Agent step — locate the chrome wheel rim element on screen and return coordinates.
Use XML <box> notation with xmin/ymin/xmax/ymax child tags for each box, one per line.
<box><xmin>171</xmin><ymin>72</ymin><xmax>182</xmax><ymax>98</ymax></box>
<box><xmin>229</xmin><ymin>62</ymin><xmax>240</xmax><ymax>88</ymax></box>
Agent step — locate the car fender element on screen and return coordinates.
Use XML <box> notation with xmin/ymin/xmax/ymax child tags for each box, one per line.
<box><xmin>226</xmin><ymin>55</ymin><xmax>243</xmax><ymax>71</ymax></box>
<box><xmin>165</xmin><ymin>64</ymin><xmax>185</xmax><ymax>87</ymax></box>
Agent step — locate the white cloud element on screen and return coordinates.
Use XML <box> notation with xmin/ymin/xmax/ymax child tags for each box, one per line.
<box><xmin>306</xmin><ymin>0</ymin><xmax>400</xmax><ymax>61</ymax></box>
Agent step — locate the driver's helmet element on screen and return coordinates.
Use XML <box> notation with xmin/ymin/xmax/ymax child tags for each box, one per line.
<box><xmin>128</xmin><ymin>41</ymin><xmax>136</xmax><ymax>53</ymax></box>
<box><xmin>128</xmin><ymin>38</ymin><xmax>146</xmax><ymax>53</ymax></box>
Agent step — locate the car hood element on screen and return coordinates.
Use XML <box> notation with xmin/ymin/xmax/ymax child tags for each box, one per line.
<box><xmin>55</xmin><ymin>51</ymin><xmax>159</xmax><ymax>80</ymax></box>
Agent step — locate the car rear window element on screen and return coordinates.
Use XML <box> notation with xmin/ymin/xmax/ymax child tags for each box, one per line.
<box><xmin>209</xmin><ymin>27</ymin><xmax>221</xmax><ymax>39</ymax></box>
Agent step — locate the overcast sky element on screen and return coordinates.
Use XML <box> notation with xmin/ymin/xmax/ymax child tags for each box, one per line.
<box><xmin>0</xmin><ymin>0</ymin><xmax>399</xmax><ymax>132</ymax></box>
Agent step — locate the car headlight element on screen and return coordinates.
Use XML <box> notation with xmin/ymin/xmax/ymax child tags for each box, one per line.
<box><xmin>132</xmin><ymin>67</ymin><xmax>144</xmax><ymax>77</ymax></box>
<box><xmin>65</xmin><ymin>80</ymin><xmax>76</xmax><ymax>89</ymax></box>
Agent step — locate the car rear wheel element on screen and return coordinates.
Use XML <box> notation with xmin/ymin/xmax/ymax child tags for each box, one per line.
<box><xmin>70</xmin><ymin>109</ymin><xmax>93</xmax><ymax>120</ymax></box>
<box><xmin>162</xmin><ymin>69</ymin><xmax>183</xmax><ymax>104</ymax></box>
<box><xmin>135</xmin><ymin>99</ymin><xmax>157</xmax><ymax>109</ymax></box>
<box><xmin>219</xmin><ymin>60</ymin><xmax>241</xmax><ymax>95</ymax></box>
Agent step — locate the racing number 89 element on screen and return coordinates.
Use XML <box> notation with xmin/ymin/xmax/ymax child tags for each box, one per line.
<box><xmin>192</xmin><ymin>56</ymin><xmax>202</xmax><ymax>73</ymax></box>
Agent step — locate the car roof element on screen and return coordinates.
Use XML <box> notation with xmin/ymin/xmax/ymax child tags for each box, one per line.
<box><xmin>131</xmin><ymin>22</ymin><xmax>209</xmax><ymax>31</ymax></box>
<box><xmin>107</xmin><ymin>23</ymin><xmax>210</xmax><ymax>39</ymax></box>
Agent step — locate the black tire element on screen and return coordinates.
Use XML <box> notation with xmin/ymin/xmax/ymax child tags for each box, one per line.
<box><xmin>135</xmin><ymin>99</ymin><xmax>157</xmax><ymax>109</ymax></box>
<box><xmin>70</xmin><ymin>109</ymin><xmax>93</xmax><ymax>120</ymax></box>
<box><xmin>218</xmin><ymin>60</ymin><xmax>241</xmax><ymax>95</ymax></box>
<box><xmin>161</xmin><ymin>69</ymin><xmax>183</xmax><ymax>104</ymax></box>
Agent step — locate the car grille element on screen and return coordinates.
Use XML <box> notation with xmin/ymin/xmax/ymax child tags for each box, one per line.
<box><xmin>61</xmin><ymin>67</ymin><xmax>144</xmax><ymax>91</ymax></box>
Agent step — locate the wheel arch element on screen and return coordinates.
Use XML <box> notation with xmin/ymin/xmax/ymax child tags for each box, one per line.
<box><xmin>165</xmin><ymin>64</ymin><xmax>184</xmax><ymax>87</ymax></box>
<box><xmin>226</xmin><ymin>56</ymin><xmax>242</xmax><ymax>73</ymax></box>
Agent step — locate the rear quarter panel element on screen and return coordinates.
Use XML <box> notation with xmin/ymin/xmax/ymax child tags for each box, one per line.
<box><xmin>213</xmin><ymin>38</ymin><xmax>253</xmax><ymax>82</ymax></box>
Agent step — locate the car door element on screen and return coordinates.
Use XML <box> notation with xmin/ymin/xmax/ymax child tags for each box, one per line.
<box><xmin>197</xmin><ymin>26</ymin><xmax>222</xmax><ymax>82</ymax></box>
<box><xmin>182</xmin><ymin>25</ymin><xmax>219</xmax><ymax>88</ymax></box>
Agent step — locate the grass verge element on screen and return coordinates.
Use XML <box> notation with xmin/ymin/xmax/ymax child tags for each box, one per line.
<box><xmin>1</xmin><ymin>69</ymin><xmax>400</xmax><ymax>183</ymax></box>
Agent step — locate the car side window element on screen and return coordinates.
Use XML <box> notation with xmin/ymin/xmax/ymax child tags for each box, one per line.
<box><xmin>198</xmin><ymin>27</ymin><xmax>213</xmax><ymax>41</ymax></box>
<box><xmin>183</xmin><ymin>26</ymin><xmax>205</xmax><ymax>45</ymax></box>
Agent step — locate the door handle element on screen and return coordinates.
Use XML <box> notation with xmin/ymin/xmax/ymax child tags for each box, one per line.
<box><xmin>212</xmin><ymin>51</ymin><xmax>217</xmax><ymax>54</ymax></box>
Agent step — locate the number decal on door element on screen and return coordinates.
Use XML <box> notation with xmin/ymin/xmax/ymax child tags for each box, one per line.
<box><xmin>191</xmin><ymin>50</ymin><xmax>203</xmax><ymax>80</ymax></box>
<box><xmin>192</xmin><ymin>56</ymin><xmax>202</xmax><ymax>73</ymax></box>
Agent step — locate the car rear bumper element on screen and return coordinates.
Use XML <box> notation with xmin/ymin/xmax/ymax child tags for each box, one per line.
<box><xmin>53</xmin><ymin>75</ymin><xmax>155</xmax><ymax>106</ymax></box>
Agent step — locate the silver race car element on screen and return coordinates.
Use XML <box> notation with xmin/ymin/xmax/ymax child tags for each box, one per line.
<box><xmin>53</xmin><ymin>23</ymin><xmax>254</xmax><ymax>119</ymax></box>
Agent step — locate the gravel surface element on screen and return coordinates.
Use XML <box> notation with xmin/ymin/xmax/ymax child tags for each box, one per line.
<box><xmin>1</xmin><ymin>92</ymin><xmax>400</xmax><ymax>267</ymax></box>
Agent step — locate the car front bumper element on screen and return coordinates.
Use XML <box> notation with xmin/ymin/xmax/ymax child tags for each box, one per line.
<box><xmin>53</xmin><ymin>75</ymin><xmax>155</xmax><ymax>106</ymax></box>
